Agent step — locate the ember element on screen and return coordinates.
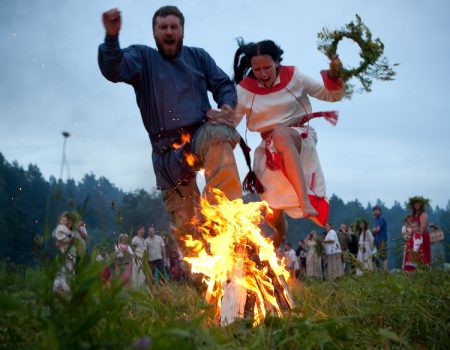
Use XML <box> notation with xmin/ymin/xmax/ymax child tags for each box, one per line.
<box><xmin>183</xmin><ymin>189</ymin><xmax>294</xmax><ymax>326</ymax></box>
<box><xmin>171</xmin><ymin>132</ymin><xmax>191</xmax><ymax>150</ymax></box>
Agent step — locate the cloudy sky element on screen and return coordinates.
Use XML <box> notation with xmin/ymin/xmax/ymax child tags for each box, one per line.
<box><xmin>1</xmin><ymin>0</ymin><xmax>449</xmax><ymax>208</ymax></box>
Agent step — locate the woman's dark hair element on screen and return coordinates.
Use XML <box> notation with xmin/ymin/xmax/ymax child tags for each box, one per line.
<box><xmin>152</xmin><ymin>6</ymin><xmax>185</xmax><ymax>30</ymax></box>
<box><xmin>355</xmin><ymin>219</ymin><xmax>369</xmax><ymax>234</ymax></box>
<box><xmin>233</xmin><ymin>38</ymin><xmax>284</xmax><ymax>84</ymax></box>
<box><xmin>355</xmin><ymin>218</ymin><xmax>370</xmax><ymax>242</ymax></box>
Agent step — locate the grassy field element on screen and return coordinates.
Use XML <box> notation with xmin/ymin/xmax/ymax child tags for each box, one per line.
<box><xmin>0</xmin><ymin>256</ymin><xmax>449</xmax><ymax>350</ymax></box>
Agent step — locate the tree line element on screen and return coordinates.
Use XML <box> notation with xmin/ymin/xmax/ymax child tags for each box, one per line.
<box><xmin>0</xmin><ymin>152</ymin><xmax>448</xmax><ymax>268</ymax></box>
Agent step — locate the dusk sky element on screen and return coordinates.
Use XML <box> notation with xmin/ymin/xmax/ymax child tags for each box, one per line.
<box><xmin>1</xmin><ymin>0</ymin><xmax>449</xmax><ymax>208</ymax></box>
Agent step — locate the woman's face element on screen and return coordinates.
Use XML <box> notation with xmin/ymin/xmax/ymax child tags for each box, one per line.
<box><xmin>359</xmin><ymin>221</ymin><xmax>365</xmax><ymax>230</ymax></box>
<box><xmin>414</xmin><ymin>202</ymin><xmax>422</xmax><ymax>211</ymax></box>
<box><xmin>251</xmin><ymin>55</ymin><xmax>278</xmax><ymax>87</ymax></box>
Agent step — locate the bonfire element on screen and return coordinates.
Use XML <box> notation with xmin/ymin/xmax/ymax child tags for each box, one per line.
<box><xmin>183</xmin><ymin>189</ymin><xmax>294</xmax><ymax>326</ymax></box>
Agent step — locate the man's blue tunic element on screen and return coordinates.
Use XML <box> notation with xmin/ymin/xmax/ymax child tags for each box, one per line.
<box><xmin>98</xmin><ymin>35</ymin><xmax>237</xmax><ymax>189</ymax></box>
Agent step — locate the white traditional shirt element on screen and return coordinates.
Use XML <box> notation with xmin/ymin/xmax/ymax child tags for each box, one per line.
<box><xmin>324</xmin><ymin>229</ymin><xmax>342</xmax><ymax>255</ymax></box>
<box><xmin>131</xmin><ymin>236</ymin><xmax>146</xmax><ymax>258</ymax></box>
<box><xmin>235</xmin><ymin>66</ymin><xmax>342</xmax><ymax>133</ymax></box>
<box><xmin>284</xmin><ymin>249</ymin><xmax>297</xmax><ymax>269</ymax></box>
<box><xmin>234</xmin><ymin>66</ymin><xmax>343</xmax><ymax>222</ymax></box>
<box><xmin>145</xmin><ymin>235</ymin><xmax>165</xmax><ymax>262</ymax></box>
<box><xmin>115</xmin><ymin>243</ymin><xmax>133</xmax><ymax>258</ymax></box>
<box><xmin>52</xmin><ymin>224</ymin><xmax>74</xmax><ymax>254</ymax></box>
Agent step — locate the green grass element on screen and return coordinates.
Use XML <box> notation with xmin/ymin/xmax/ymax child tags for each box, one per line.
<box><xmin>0</xmin><ymin>256</ymin><xmax>449</xmax><ymax>350</ymax></box>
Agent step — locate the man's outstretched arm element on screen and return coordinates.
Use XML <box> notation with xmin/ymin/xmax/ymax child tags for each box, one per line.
<box><xmin>98</xmin><ymin>8</ymin><xmax>142</xmax><ymax>84</ymax></box>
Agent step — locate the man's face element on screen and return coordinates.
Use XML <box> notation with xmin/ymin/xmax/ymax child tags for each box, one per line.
<box><xmin>373</xmin><ymin>209</ymin><xmax>380</xmax><ymax>218</ymax></box>
<box><xmin>339</xmin><ymin>224</ymin><xmax>347</xmax><ymax>232</ymax></box>
<box><xmin>153</xmin><ymin>15</ymin><xmax>183</xmax><ymax>58</ymax></box>
<box><xmin>148</xmin><ymin>227</ymin><xmax>155</xmax><ymax>237</ymax></box>
<box><xmin>137</xmin><ymin>227</ymin><xmax>144</xmax><ymax>237</ymax></box>
<box><xmin>325</xmin><ymin>223</ymin><xmax>332</xmax><ymax>232</ymax></box>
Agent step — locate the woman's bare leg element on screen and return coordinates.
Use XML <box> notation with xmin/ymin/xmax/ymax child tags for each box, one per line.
<box><xmin>266</xmin><ymin>208</ymin><xmax>288</xmax><ymax>248</ymax></box>
<box><xmin>271</xmin><ymin>127</ymin><xmax>317</xmax><ymax>217</ymax></box>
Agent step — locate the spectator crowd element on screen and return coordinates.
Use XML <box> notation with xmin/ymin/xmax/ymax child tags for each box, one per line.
<box><xmin>52</xmin><ymin>197</ymin><xmax>446</xmax><ymax>292</ymax></box>
<box><xmin>279</xmin><ymin>199</ymin><xmax>446</xmax><ymax>282</ymax></box>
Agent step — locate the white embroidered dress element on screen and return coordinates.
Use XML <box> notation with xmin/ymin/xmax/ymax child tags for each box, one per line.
<box><xmin>236</xmin><ymin>66</ymin><xmax>342</xmax><ymax>219</ymax></box>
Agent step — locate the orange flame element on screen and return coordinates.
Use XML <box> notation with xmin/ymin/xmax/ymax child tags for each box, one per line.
<box><xmin>184</xmin><ymin>152</ymin><xmax>198</xmax><ymax>166</ymax></box>
<box><xmin>182</xmin><ymin>189</ymin><xmax>293</xmax><ymax>326</ymax></box>
<box><xmin>172</xmin><ymin>132</ymin><xmax>191</xmax><ymax>150</ymax></box>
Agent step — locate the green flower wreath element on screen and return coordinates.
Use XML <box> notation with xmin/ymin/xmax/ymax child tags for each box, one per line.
<box><xmin>317</xmin><ymin>14</ymin><xmax>398</xmax><ymax>97</ymax></box>
<box><xmin>406</xmin><ymin>196</ymin><xmax>430</xmax><ymax>211</ymax></box>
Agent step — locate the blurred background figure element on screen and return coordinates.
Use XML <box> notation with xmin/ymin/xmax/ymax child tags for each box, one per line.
<box><xmin>115</xmin><ymin>233</ymin><xmax>134</xmax><ymax>288</ymax></box>
<box><xmin>305</xmin><ymin>231</ymin><xmax>323</xmax><ymax>279</ymax></box>
<box><xmin>355</xmin><ymin>219</ymin><xmax>374</xmax><ymax>276</ymax></box>
<box><xmin>372</xmin><ymin>206</ymin><xmax>388</xmax><ymax>271</ymax></box>
<box><xmin>131</xmin><ymin>225</ymin><xmax>146</xmax><ymax>288</ymax></box>
<box><xmin>284</xmin><ymin>243</ymin><xmax>297</xmax><ymax>280</ymax></box>
<box><xmin>429</xmin><ymin>223</ymin><xmax>445</xmax><ymax>269</ymax></box>
<box><xmin>145</xmin><ymin>226</ymin><xmax>167</xmax><ymax>283</ymax></box>
<box><xmin>338</xmin><ymin>224</ymin><xmax>351</xmax><ymax>273</ymax></box>
<box><xmin>323</xmin><ymin>223</ymin><xmax>344</xmax><ymax>281</ymax></box>
<box><xmin>52</xmin><ymin>212</ymin><xmax>74</xmax><ymax>293</ymax></box>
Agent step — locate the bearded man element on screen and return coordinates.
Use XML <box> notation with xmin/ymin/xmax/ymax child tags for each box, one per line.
<box><xmin>98</xmin><ymin>6</ymin><xmax>242</xmax><ymax>231</ymax></box>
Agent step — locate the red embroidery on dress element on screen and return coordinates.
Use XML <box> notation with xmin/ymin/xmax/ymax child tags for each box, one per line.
<box><xmin>239</xmin><ymin>66</ymin><xmax>295</xmax><ymax>95</ymax></box>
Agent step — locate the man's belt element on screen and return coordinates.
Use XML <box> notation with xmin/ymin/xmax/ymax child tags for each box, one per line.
<box><xmin>149</xmin><ymin>122</ymin><xmax>205</xmax><ymax>144</ymax></box>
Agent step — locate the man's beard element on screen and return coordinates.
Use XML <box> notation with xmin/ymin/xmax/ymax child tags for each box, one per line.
<box><xmin>155</xmin><ymin>36</ymin><xmax>183</xmax><ymax>59</ymax></box>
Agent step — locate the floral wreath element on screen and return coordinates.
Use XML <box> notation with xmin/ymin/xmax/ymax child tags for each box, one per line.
<box><xmin>317</xmin><ymin>14</ymin><xmax>398</xmax><ymax>97</ymax></box>
<box><xmin>406</xmin><ymin>196</ymin><xmax>430</xmax><ymax>210</ymax></box>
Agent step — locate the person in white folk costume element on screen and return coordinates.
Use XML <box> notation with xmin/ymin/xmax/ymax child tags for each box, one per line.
<box><xmin>52</xmin><ymin>212</ymin><xmax>89</xmax><ymax>293</ymax></box>
<box><xmin>355</xmin><ymin>218</ymin><xmax>374</xmax><ymax>276</ymax></box>
<box><xmin>323</xmin><ymin>223</ymin><xmax>344</xmax><ymax>281</ymax></box>
<box><xmin>115</xmin><ymin>233</ymin><xmax>134</xmax><ymax>288</ymax></box>
<box><xmin>305</xmin><ymin>230</ymin><xmax>323</xmax><ymax>279</ymax></box>
<box><xmin>131</xmin><ymin>225</ymin><xmax>147</xmax><ymax>288</ymax></box>
<box><xmin>232</xmin><ymin>39</ymin><xmax>344</xmax><ymax>248</ymax></box>
<box><xmin>52</xmin><ymin>212</ymin><xmax>74</xmax><ymax>293</ymax></box>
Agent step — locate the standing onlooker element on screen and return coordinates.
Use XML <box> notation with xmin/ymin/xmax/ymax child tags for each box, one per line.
<box><xmin>323</xmin><ymin>223</ymin><xmax>344</xmax><ymax>281</ymax></box>
<box><xmin>169</xmin><ymin>241</ymin><xmax>185</xmax><ymax>282</ymax></box>
<box><xmin>305</xmin><ymin>231</ymin><xmax>323</xmax><ymax>279</ymax></box>
<box><xmin>355</xmin><ymin>219</ymin><xmax>374</xmax><ymax>276</ymax></box>
<box><xmin>372</xmin><ymin>206</ymin><xmax>388</xmax><ymax>271</ymax></box>
<box><xmin>338</xmin><ymin>224</ymin><xmax>351</xmax><ymax>273</ymax></box>
<box><xmin>295</xmin><ymin>240</ymin><xmax>307</xmax><ymax>277</ymax></box>
<box><xmin>74</xmin><ymin>220</ymin><xmax>88</xmax><ymax>254</ymax></box>
<box><xmin>404</xmin><ymin>196</ymin><xmax>431</xmax><ymax>270</ymax></box>
<box><xmin>429</xmin><ymin>224</ymin><xmax>445</xmax><ymax>268</ymax></box>
<box><xmin>347</xmin><ymin>224</ymin><xmax>358</xmax><ymax>271</ymax></box>
<box><xmin>145</xmin><ymin>226</ymin><xmax>167</xmax><ymax>282</ymax></box>
<box><xmin>131</xmin><ymin>225</ymin><xmax>146</xmax><ymax>288</ymax></box>
<box><xmin>115</xmin><ymin>233</ymin><xmax>134</xmax><ymax>288</ymax></box>
<box><xmin>403</xmin><ymin>221</ymin><xmax>424</xmax><ymax>270</ymax></box>
<box><xmin>284</xmin><ymin>243</ymin><xmax>298</xmax><ymax>280</ymax></box>
<box><xmin>52</xmin><ymin>212</ymin><xmax>75</xmax><ymax>293</ymax></box>
<box><xmin>163</xmin><ymin>235</ymin><xmax>171</xmax><ymax>276</ymax></box>
<box><xmin>401</xmin><ymin>215</ymin><xmax>413</xmax><ymax>269</ymax></box>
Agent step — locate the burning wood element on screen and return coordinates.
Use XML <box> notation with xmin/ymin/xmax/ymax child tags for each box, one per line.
<box><xmin>182</xmin><ymin>189</ymin><xmax>294</xmax><ymax>326</ymax></box>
